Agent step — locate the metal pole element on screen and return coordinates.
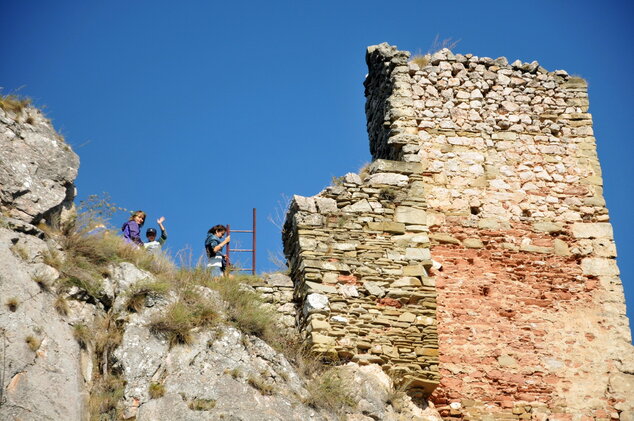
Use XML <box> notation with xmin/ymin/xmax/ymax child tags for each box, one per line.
<box><xmin>252</xmin><ymin>208</ymin><xmax>256</xmax><ymax>275</ymax></box>
<box><xmin>226</xmin><ymin>224</ymin><xmax>231</xmax><ymax>264</ymax></box>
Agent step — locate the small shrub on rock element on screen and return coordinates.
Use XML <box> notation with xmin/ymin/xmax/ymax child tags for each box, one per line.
<box><xmin>25</xmin><ymin>335</ymin><xmax>41</xmax><ymax>352</ymax></box>
<box><xmin>6</xmin><ymin>297</ymin><xmax>18</xmax><ymax>312</ymax></box>
<box><xmin>148</xmin><ymin>382</ymin><xmax>165</xmax><ymax>399</ymax></box>
<box><xmin>305</xmin><ymin>368</ymin><xmax>357</xmax><ymax>414</ymax></box>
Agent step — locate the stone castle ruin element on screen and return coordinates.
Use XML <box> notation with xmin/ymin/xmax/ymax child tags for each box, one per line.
<box><xmin>283</xmin><ymin>43</ymin><xmax>633</xmax><ymax>419</ymax></box>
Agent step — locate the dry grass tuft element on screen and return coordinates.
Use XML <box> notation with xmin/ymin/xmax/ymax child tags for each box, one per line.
<box><xmin>25</xmin><ymin>335</ymin><xmax>41</xmax><ymax>352</ymax></box>
<box><xmin>32</xmin><ymin>274</ymin><xmax>51</xmax><ymax>292</ymax></box>
<box><xmin>410</xmin><ymin>54</ymin><xmax>431</xmax><ymax>68</ymax></box>
<box><xmin>6</xmin><ymin>297</ymin><xmax>19</xmax><ymax>312</ymax></box>
<box><xmin>148</xmin><ymin>382</ymin><xmax>166</xmax><ymax>399</ymax></box>
<box><xmin>54</xmin><ymin>295</ymin><xmax>69</xmax><ymax>316</ymax></box>
<box><xmin>89</xmin><ymin>375</ymin><xmax>125</xmax><ymax>420</ymax></box>
<box><xmin>304</xmin><ymin>368</ymin><xmax>357</xmax><ymax>413</ymax></box>
<box><xmin>188</xmin><ymin>398</ymin><xmax>216</xmax><ymax>411</ymax></box>
<box><xmin>247</xmin><ymin>375</ymin><xmax>276</xmax><ymax>395</ymax></box>
<box><xmin>41</xmin><ymin>246</ymin><xmax>63</xmax><ymax>269</ymax></box>
<box><xmin>211</xmin><ymin>277</ymin><xmax>276</xmax><ymax>339</ymax></box>
<box><xmin>0</xmin><ymin>94</ymin><xmax>31</xmax><ymax>114</ymax></box>
<box><xmin>11</xmin><ymin>244</ymin><xmax>29</xmax><ymax>261</ymax></box>
<box><xmin>73</xmin><ymin>323</ymin><xmax>92</xmax><ymax>349</ymax></box>
<box><xmin>125</xmin><ymin>279</ymin><xmax>170</xmax><ymax>312</ymax></box>
<box><xmin>148</xmin><ymin>298</ymin><xmax>218</xmax><ymax>348</ymax></box>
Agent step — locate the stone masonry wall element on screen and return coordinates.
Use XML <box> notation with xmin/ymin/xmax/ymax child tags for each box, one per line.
<box><xmin>283</xmin><ymin>160</ymin><xmax>440</xmax><ymax>397</ymax></box>
<box><xmin>363</xmin><ymin>43</ymin><xmax>633</xmax><ymax>420</ymax></box>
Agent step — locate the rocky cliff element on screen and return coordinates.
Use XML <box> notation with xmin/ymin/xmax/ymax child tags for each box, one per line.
<box><xmin>0</xmin><ymin>99</ymin><xmax>440</xmax><ymax>420</ymax></box>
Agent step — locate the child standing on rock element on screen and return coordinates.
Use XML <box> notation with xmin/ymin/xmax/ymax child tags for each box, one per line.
<box><xmin>121</xmin><ymin>210</ymin><xmax>146</xmax><ymax>246</ymax></box>
<box><xmin>205</xmin><ymin>225</ymin><xmax>230</xmax><ymax>277</ymax></box>
<box><xmin>144</xmin><ymin>216</ymin><xmax>168</xmax><ymax>253</ymax></box>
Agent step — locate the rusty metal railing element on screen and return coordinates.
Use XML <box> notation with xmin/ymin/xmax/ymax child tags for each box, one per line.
<box><xmin>226</xmin><ymin>208</ymin><xmax>256</xmax><ymax>275</ymax></box>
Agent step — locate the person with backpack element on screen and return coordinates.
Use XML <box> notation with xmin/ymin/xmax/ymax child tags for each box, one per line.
<box><xmin>205</xmin><ymin>225</ymin><xmax>230</xmax><ymax>277</ymax></box>
<box><xmin>122</xmin><ymin>210</ymin><xmax>146</xmax><ymax>246</ymax></box>
<box><xmin>144</xmin><ymin>216</ymin><xmax>168</xmax><ymax>253</ymax></box>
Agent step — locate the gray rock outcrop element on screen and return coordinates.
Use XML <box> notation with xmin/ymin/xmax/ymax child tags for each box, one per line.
<box><xmin>0</xmin><ymin>103</ymin><xmax>79</xmax><ymax>226</ymax></box>
<box><xmin>0</xmin><ymin>227</ymin><xmax>87</xmax><ymax>420</ymax></box>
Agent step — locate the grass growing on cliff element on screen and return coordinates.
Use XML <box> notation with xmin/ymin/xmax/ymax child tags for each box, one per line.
<box><xmin>304</xmin><ymin>368</ymin><xmax>357</xmax><ymax>414</ymax></box>
<box><xmin>148</xmin><ymin>382</ymin><xmax>166</xmax><ymax>399</ymax></box>
<box><xmin>148</xmin><ymin>297</ymin><xmax>219</xmax><ymax>347</ymax></box>
<box><xmin>124</xmin><ymin>279</ymin><xmax>170</xmax><ymax>312</ymax></box>
<box><xmin>5</xmin><ymin>297</ymin><xmax>19</xmax><ymax>312</ymax></box>
<box><xmin>0</xmin><ymin>94</ymin><xmax>30</xmax><ymax>114</ymax></box>
<box><xmin>89</xmin><ymin>375</ymin><xmax>125</xmax><ymax>420</ymax></box>
<box><xmin>25</xmin><ymin>335</ymin><xmax>41</xmax><ymax>352</ymax></box>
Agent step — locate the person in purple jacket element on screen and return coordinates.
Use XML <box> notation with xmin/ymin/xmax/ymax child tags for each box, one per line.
<box><xmin>121</xmin><ymin>210</ymin><xmax>146</xmax><ymax>246</ymax></box>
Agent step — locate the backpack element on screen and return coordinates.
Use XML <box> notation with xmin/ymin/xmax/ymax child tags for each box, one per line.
<box><xmin>205</xmin><ymin>233</ymin><xmax>219</xmax><ymax>258</ymax></box>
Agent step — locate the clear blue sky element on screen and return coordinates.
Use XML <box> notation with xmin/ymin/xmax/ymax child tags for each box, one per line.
<box><xmin>2</xmin><ymin>1</ymin><xmax>633</xmax><ymax>328</ymax></box>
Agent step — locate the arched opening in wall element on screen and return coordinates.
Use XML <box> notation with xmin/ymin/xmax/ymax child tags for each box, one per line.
<box><xmin>470</xmin><ymin>206</ymin><xmax>480</xmax><ymax>215</ymax></box>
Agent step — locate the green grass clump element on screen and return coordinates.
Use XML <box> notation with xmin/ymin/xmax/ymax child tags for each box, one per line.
<box><xmin>125</xmin><ymin>279</ymin><xmax>170</xmax><ymax>312</ymax></box>
<box><xmin>212</xmin><ymin>278</ymin><xmax>276</xmax><ymax>339</ymax></box>
<box><xmin>305</xmin><ymin>369</ymin><xmax>357</xmax><ymax>414</ymax></box>
<box><xmin>148</xmin><ymin>298</ymin><xmax>218</xmax><ymax>347</ymax></box>
<box><xmin>148</xmin><ymin>382</ymin><xmax>166</xmax><ymax>399</ymax></box>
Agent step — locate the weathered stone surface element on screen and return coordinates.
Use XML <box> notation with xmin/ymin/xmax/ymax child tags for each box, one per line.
<box><xmin>532</xmin><ymin>221</ymin><xmax>564</xmax><ymax>233</ymax></box>
<box><xmin>571</xmin><ymin>222</ymin><xmax>614</xmax><ymax>239</ymax></box>
<box><xmin>0</xmin><ymin>106</ymin><xmax>79</xmax><ymax>225</ymax></box>
<box><xmin>366</xmin><ymin>172</ymin><xmax>409</xmax><ymax>186</ymax></box>
<box><xmin>395</xmin><ymin>206</ymin><xmax>426</xmax><ymax>224</ymax></box>
<box><xmin>367</xmin><ymin>221</ymin><xmax>406</xmax><ymax>234</ymax></box>
<box><xmin>581</xmin><ymin>257</ymin><xmax>620</xmax><ymax>276</ymax></box>
<box><xmin>0</xmin><ymin>227</ymin><xmax>86</xmax><ymax>421</ymax></box>
<box><xmin>368</xmin><ymin>159</ymin><xmax>423</xmax><ymax>175</ymax></box>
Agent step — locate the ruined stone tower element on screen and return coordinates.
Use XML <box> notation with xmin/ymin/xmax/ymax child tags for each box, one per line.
<box><xmin>283</xmin><ymin>43</ymin><xmax>633</xmax><ymax>419</ymax></box>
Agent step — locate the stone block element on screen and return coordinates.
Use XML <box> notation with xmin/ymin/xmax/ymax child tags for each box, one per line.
<box><xmin>581</xmin><ymin>258</ymin><xmax>620</xmax><ymax>276</ymax></box>
<box><xmin>367</xmin><ymin>221</ymin><xmax>406</xmax><ymax>234</ymax></box>
<box><xmin>392</xmin><ymin>277</ymin><xmax>422</xmax><ymax>287</ymax></box>
<box><xmin>315</xmin><ymin>197</ymin><xmax>338</xmax><ymax>213</ymax></box>
<box><xmin>429</xmin><ymin>233</ymin><xmax>460</xmax><ymax>245</ymax></box>
<box><xmin>294</xmin><ymin>213</ymin><xmax>323</xmax><ymax>227</ymax></box>
<box><xmin>398</xmin><ymin>312</ymin><xmax>417</xmax><ymax>323</ymax></box>
<box><xmin>369</xmin><ymin>159</ymin><xmax>423</xmax><ymax>175</ymax></box>
<box><xmin>571</xmin><ymin>222</ymin><xmax>614</xmax><ymax>239</ymax></box>
<box><xmin>339</xmin><ymin>284</ymin><xmax>359</xmax><ymax>298</ymax></box>
<box><xmin>363</xmin><ymin>281</ymin><xmax>386</xmax><ymax>297</ymax></box>
<box><xmin>463</xmin><ymin>238</ymin><xmax>483</xmax><ymax>248</ymax></box>
<box><xmin>403</xmin><ymin>265</ymin><xmax>428</xmax><ymax>277</ymax></box>
<box><xmin>478</xmin><ymin>218</ymin><xmax>510</xmax><ymax>230</ymax></box>
<box><xmin>305</xmin><ymin>281</ymin><xmax>338</xmax><ymax>294</ymax></box>
<box><xmin>311</xmin><ymin>333</ymin><xmax>335</xmax><ymax>344</ymax></box>
<box><xmin>293</xmin><ymin>195</ymin><xmax>317</xmax><ymax>212</ymax></box>
<box><xmin>405</xmin><ymin>247</ymin><xmax>431</xmax><ymax>260</ymax></box>
<box><xmin>395</xmin><ymin>206</ymin><xmax>427</xmax><ymax>225</ymax></box>
<box><xmin>553</xmin><ymin>239</ymin><xmax>570</xmax><ymax>256</ymax></box>
<box><xmin>342</xmin><ymin>199</ymin><xmax>373</xmax><ymax>213</ymax></box>
<box><xmin>310</xmin><ymin>319</ymin><xmax>331</xmax><ymax>331</ymax></box>
<box><xmin>366</xmin><ymin>173</ymin><xmax>409</xmax><ymax>186</ymax></box>
<box><xmin>303</xmin><ymin>293</ymin><xmax>330</xmax><ymax>316</ymax></box>
<box><xmin>532</xmin><ymin>222</ymin><xmax>564</xmax><ymax>233</ymax></box>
